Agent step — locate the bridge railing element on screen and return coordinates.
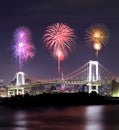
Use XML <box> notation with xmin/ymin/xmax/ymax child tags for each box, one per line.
<box><xmin>8</xmin><ymin>79</ymin><xmax>113</xmax><ymax>89</ymax></box>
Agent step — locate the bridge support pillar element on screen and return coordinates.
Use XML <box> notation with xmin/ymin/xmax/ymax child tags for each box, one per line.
<box><xmin>16</xmin><ymin>87</ymin><xmax>24</xmax><ymax>95</ymax></box>
<box><xmin>87</xmin><ymin>82</ymin><xmax>101</xmax><ymax>94</ymax></box>
<box><xmin>8</xmin><ymin>87</ymin><xmax>25</xmax><ymax>97</ymax></box>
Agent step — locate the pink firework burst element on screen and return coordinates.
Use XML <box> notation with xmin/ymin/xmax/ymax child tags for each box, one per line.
<box><xmin>13</xmin><ymin>26</ymin><xmax>35</xmax><ymax>70</ymax></box>
<box><xmin>43</xmin><ymin>22</ymin><xmax>76</xmax><ymax>73</ymax></box>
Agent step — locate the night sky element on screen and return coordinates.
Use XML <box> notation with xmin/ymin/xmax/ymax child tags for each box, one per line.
<box><xmin>0</xmin><ymin>0</ymin><xmax>119</xmax><ymax>85</ymax></box>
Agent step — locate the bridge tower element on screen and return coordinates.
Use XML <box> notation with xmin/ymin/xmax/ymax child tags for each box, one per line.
<box><xmin>87</xmin><ymin>60</ymin><xmax>101</xmax><ymax>93</ymax></box>
<box><xmin>8</xmin><ymin>72</ymin><xmax>25</xmax><ymax>96</ymax></box>
<box><xmin>16</xmin><ymin>72</ymin><xmax>25</xmax><ymax>86</ymax></box>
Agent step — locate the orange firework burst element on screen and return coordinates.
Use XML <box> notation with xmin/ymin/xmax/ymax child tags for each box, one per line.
<box><xmin>43</xmin><ymin>22</ymin><xmax>76</xmax><ymax>73</ymax></box>
<box><xmin>85</xmin><ymin>24</ymin><xmax>110</xmax><ymax>56</ymax></box>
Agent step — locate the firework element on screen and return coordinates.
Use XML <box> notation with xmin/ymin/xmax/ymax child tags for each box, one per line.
<box><xmin>85</xmin><ymin>24</ymin><xmax>109</xmax><ymax>56</ymax></box>
<box><xmin>13</xmin><ymin>26</ymin><xmax>35</xmax><ymax>70</ymax></box>
<box><xmin>43</xmin><ymin>22</ymin><xmax>76</xmax><ymax>73</ymax></box>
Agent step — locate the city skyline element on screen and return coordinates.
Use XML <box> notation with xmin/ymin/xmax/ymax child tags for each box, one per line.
<box><xmin>0</xmin><ymin>0</ymin><xmax>119</xmax><ymax>84</ymax></box>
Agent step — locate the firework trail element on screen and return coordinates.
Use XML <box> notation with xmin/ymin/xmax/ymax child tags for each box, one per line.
<box><xmin>85</xmin><ymin>24</ymin><xmax>110</xmax><ymax>56</ymax></box>
<box><xmin>13</xmin><ymin>26</ymin><xmax>35</xmax><ymax>70</ymax></box>
<box><xmin>43</xmin><ymin>22</ymin><xmax>76</xmax><ymax>73</ymax></box>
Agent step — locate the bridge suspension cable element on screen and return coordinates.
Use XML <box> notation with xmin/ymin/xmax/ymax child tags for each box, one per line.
<box><xmin>63</xmin><ymin>62</ymin><xmax>89</xmax><ymax>80</ymax></box>
<box><xmin>98</xmin><ymin>63</ymin><xmax>116</xmax><ymax>81</ymax></box>
<box><xmin>62</xmin><ymin>61</ymin><xmax>116</xmax><ymax>82</ymax></box>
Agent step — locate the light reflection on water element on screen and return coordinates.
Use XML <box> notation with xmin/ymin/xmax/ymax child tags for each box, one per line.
<box><xmin>14</xmin><ymin>111</ymin><xmax>27</xmax><ymax>130</ymax></box>
<box><xmin>0</xmin><ymin>105</ymin><xmax>119</xmax><ymax>130</ymax></box>
<box><xmin>85</xmin><ymin>106</ymin><xmax>103</xmax><ymax>130</ymax></box>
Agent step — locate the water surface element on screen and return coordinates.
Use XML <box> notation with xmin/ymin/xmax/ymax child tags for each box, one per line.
<box><xmin>0</xmin><ymin>105</ymin><xmax>119</xmax><ymax>130</ymax></box>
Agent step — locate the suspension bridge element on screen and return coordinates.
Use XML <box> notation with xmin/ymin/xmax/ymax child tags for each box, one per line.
<box><xmin>7</xmin><ymin>60</ymin><xmax>116</xmax><ymax>97</ymax></box>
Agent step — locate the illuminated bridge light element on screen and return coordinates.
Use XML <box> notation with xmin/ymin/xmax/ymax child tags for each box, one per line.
<box><xmin>8</xmin><ymin>60</ymin><xmax>116</xmax><ymax>97</ymax></box>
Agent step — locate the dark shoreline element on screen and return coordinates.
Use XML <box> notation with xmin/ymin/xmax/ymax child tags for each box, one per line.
<box><xmin>1</xmin><ymin>92</ymin><xmax>119</xmax><ymax>107</ymax></box>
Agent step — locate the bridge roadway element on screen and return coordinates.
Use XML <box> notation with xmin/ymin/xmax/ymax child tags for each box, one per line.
<box><xmin>8</xmin><ymin>79</ymin><xmax>112</xmax><ymax>90</ymax></box>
